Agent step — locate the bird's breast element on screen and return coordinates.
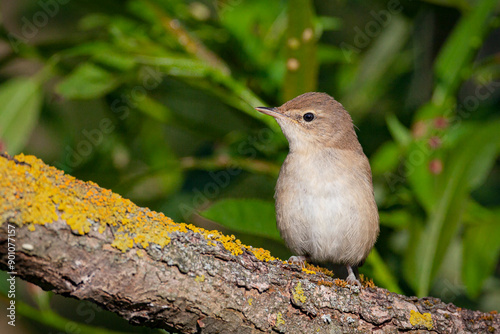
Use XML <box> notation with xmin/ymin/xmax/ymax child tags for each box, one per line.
<box><xmin>274</xmin><ymin>149</ymin><xmax>378</xmax><ymax>265</ymax></box>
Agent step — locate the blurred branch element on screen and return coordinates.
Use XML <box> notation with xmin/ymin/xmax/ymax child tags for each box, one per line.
<box><xmin>144</xmin><ymin>0</ymin><xmax>231</xmax><ymax>76</ymax></box>
<box><xmin>180</xmin><ymin>155</ymin><xmax>280</xmax><ymax>177</ymax></box>
<box><xmin>135</xmin><ymin>55</ymin><xmax>282</xmax><ymax>133</ymax></box>
<box><xmin>1</xmin><ymin>153</ymin><xmax>499</xmax><ymax>333</ymax></box>
<box><xmin>283</xmin><ymin>0</ymin><xmax>318</xmax><ymax>101</ymax></box>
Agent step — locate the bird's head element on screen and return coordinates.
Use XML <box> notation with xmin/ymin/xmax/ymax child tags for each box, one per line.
<box><xmin>256</xmin><ymin>92</ymin><xmax>359</xmax><ymax>152</ymax></box>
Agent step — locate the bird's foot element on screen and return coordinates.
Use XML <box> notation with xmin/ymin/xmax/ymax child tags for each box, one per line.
<box><xmin>346</xmin><ymin>265</ymin><xmax>362</xmax><ymax>287</ymax></box>
<box><xmin>287</xmin><ymin>255</ymin><xmax>307</xmax><ymax>268</ymax></box>
<box><xmin>345</xmin><ymin>274</ymin><xmax>362</xmax><ymax>287</ymax></box>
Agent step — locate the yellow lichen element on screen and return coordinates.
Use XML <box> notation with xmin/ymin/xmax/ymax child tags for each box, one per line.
<box><xmin>247</xmin><ymin>246</ymin><xmax>276</xmax><ymax>262</ymax></box>
<box><xmin>293</xmin><ymin>282</ymin><xmax>307</xmax><ymax>303</ymax></box>
<box><xmin>0</xmin><ymin>154</ymin><xmax>283</xmax><ymax>263</ymax></box>
<box><xmin>248</xmin><ymin>298</ymin><xmax>253</xmax><ymax>306</ymax></box>
<box><xmin>194</xmin><ymin>275</ymin><xmax>205</xmax><ymax>282</ymax></box>
<box><xmin>409</xmin><ymin>310</ymin><xmax>433</xmax><ymax>330</ymax></box>
<box><xmin>301</xmin><ymin>267</ymin><xmax>316</xmax><ymax>275</ymax></box>
<box><xmin>276</xmin><ymin>312</ymin><xmax>285</xmax><ymax>326</ymax></box>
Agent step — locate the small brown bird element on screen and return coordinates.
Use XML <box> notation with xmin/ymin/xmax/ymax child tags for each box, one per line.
<box><xmin>256</xmin><ymin>92</ymin><xmax>379</xmax><ymax>285</ymax></box>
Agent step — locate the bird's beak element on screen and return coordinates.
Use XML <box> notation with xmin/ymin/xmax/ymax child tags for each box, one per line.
<box><xmin>255</xmin><ymin>107</ymin><xmax>287</xmax><ymax>119</ymax></box>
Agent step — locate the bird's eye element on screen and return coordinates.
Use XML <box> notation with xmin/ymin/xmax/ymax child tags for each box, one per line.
<box><xmin>303</xmin><ymin>113</ymin><xmax>315</xmax><ymax>122</ymax></box>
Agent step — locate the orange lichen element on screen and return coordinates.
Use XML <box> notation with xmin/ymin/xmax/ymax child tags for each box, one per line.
<box><xmin>334</xmin><ymin>278</ymin><xmax>348</xmax><ymax>288</ymax></box>
<box><xmin>306</xmin><ymin>263</ymin><xmax>334</xmax><ymax>277</ymax></box>
<box><xmin>0</xmin><ymin>154</ymin><xmax>281</xmax><ymax>262</ymax></box>
<box><xmin>479</xmin><ymin>314</ymin><xmax>493</xmax><ymax>321</ymax></box>
<box><xmin>423</xmin><ymin>300</ymin><xmax>434</xmax><ymax>307</ymax></box>
<box><xmin>360</xmin><ymin>274</ymin><xmax>375</xmax><ymax>288</ymax></box>
<box><xmin>316</xmin><ymin>279</ymin><xmax>334</xmax><ymax>287</ymax></box>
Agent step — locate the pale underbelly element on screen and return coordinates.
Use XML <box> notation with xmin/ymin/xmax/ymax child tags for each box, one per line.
<box><xmin>276</xmin><ymin>184</ymin><xmax>370</xmax><ymax>265</ymax></box>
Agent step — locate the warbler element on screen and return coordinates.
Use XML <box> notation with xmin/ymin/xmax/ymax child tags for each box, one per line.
<box><xmin>256</xmin><ymin>92</ymin><xmax>379</xmax><ymax>285</ymax></box>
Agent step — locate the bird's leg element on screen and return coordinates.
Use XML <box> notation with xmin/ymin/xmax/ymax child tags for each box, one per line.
<box><xmin>287</xmin><ymin>255</ymin><xmax>308</xmax><ymax>268</ymax></box>
<box><xmin>346</xmin><ymin>265</ymin><xmax>361</xmax><ymax>286</ymax></box>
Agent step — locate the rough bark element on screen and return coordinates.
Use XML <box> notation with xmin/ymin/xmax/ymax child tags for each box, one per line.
<box><xmin>0</xmin><ymin>153</ymin><xmax>498</xmax><ymax>334</ymax></box>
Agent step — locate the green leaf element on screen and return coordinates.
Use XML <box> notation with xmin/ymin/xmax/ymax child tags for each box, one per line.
<box><xmin>465</xmin><ymin>138</ymin><xmax>498</xmax><ymax>189</ymax></box>
<box><xmin>370</xmin><ymin>141</ymin><xmax>401</xmax><ymax>175</ymax></box>
<box><xmin>200</xmin><ymin>199</ymin><xmax>281</xmax><ymax>242</ymax></box>
<box><xmin>432</xmin><ymin>0</ymin><xmax>499</xmax><ymax>105</ymax></box>
<box><xmin>405</xmin><ymin>138</ymin><xmax>438</xmax><ymax>213</ymax></box>
<box><xmin>340</xmin><ymin>16</ymin><xmax>410</xmax><ymax>117</ymax></box>
<box><xmin>135</xmin><ymin>55</ymin><xmax>282</xmax><ymax>134</ymax></box>
<box><xmin>56</xmin><ymin>63</ymin><xmax>119</xmax><ymax>99</ymax></box>
<box><xmin>120</xmin><ymin>119</ymin><xmax>183</xmax><ymax>200</ymax></box>
<box><xmin>462</xmin><ymin>202</ymin><xmax>500</xmax><ymax>298</ymax></box>
<box><xmin>61</xmin><ymin>42</ymin><xmax>136</xmax><ymax>71</ymax></box>
<box><xmin>415</xmin><ymin>119</ymin><xmax>500</xmax><ymax>296</ymax></box>
<box><xmin>365</xmin><ymin>248</ymin><xmax>403</xmax><ymax>294</ymax></box>
<box><xmin>386</xmin><ymin>114</ymin><xmax>412</xmax><ymax>147</ymax></box>
<box><xmin>135</xmin><ymin>95</ymin><xmax>173</xmax><ymax>123</ymax></box>
<box><xmin>379</xmin><ymin>210</ymin><xmax>412</xmax><ymax>229</ymax></box>
<box><xmin>0</xmin><ymin>77</ymin><xmax>42</xmax><ymax>154</ymax></box>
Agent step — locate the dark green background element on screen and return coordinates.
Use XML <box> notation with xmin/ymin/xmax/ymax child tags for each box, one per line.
<box><xmin>0</xmin><ymin>0</ymin><xmax>499</xmax><ymax>333</ymax></box>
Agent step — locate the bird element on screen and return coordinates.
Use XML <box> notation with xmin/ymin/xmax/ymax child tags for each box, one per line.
<box><xmin>255</xmin><ymin>92</ymin><xmax>379</xmax><ymax>285</ymax></box>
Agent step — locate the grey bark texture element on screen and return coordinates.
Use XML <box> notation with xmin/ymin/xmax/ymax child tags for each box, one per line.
<box><xmin>0</xmin><ymin>153</ymin><xmax>498</xmax><ymax>334</ymax></box>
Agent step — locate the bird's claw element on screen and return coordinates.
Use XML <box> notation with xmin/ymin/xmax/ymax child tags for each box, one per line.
<box><xmin>287</xmin><ymin>255</ymin><xmax>307</xmax><ymax>268</ymax></box>
<box><xmin>346</xmin><ymin>265</ymin><xmax>361</xmax><ymax>287</ymax></box>
<box><xmin>346</xmin><ymin>274</ymin><xmax>362</xmax><ymax>287</ymax></box>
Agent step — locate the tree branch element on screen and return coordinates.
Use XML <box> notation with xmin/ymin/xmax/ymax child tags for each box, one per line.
<box><xmin>0</xmin><ymin>153</ymin><xmax>498</xmax><ymax>333</ymax></box>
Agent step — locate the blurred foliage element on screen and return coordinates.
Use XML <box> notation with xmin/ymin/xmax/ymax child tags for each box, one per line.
<box><xmin>0</xmin><ymin>0</ymin><xmax>499</xmax><ymax>332</ymax></box>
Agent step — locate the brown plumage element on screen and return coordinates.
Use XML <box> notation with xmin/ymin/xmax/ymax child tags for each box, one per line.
<box><xmin>256</xmin><ymin>92</ymin><xmax>379</xmax><ymax>285</ymax></box>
